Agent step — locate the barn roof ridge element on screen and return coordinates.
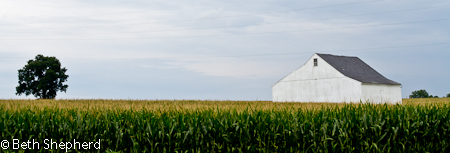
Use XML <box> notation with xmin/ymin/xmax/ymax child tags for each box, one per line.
<box><xmin>316</xmin><ymin>53</ymin><xmax>400</xmax><ymax>85</ymax></box>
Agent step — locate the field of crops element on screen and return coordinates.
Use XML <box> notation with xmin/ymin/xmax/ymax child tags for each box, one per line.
<box><xmin>0</xmin><ymin>98</ymin><xmax>449</xmax><ymax>152</ymax></box>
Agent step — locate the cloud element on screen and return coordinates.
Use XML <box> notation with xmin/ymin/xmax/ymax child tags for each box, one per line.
<box><xmin>163</xmin><ymin>57</ymin><xmax>286</xmax><ymax>78</ymax></box>
<box><xmin>1</xmin><ymin>0</ymin><xmax>449</xmax><ymax>99</ymax></box>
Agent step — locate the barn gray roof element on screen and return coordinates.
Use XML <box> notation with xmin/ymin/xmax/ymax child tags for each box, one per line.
<box><xmin>317</xmin><ymin>53</ymin><xmax>400</xmax><ymax>85</ymax></box>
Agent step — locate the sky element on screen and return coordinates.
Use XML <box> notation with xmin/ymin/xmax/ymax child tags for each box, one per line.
<box><xmin>1</xmin><ymin>0</ymin><xmax>449</xmax><ymax>100</ymax></box>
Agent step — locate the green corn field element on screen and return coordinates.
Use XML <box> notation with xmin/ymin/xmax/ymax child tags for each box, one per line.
<box><xmin>0</xmin><ymin>99</ymin><xmax>449</xmax><ymax>152</ymax></box>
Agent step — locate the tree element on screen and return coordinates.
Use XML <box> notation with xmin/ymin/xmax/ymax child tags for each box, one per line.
<box><xmin>409</xmin><ymin>89</ymin><xmax>429</xmax><ymax>98</ymax></box>
<box><xmin>16</xmin><ymin>54</ymin><xmax>69</xmax><ymax>99</ymax></box>
<box><xmin>447</xmin><ymin>93</ymin><xmax>450</xmax><ymax>98</ymax></box>
<box><xmin>429</xmin><ymin>95</ymin><xmax>436</xmax><ymax>98</ymax></box>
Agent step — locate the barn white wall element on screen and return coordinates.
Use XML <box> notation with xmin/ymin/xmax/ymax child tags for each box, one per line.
<box><xmin>272</xmin><ymin>78</ymin><xmax>363</xmax><ymax>102</ymax></box>
<box><xmin>272</xmin><ymin>54</ymin><xmax>363</xmax><ymax>102</ymax></box>
<box><xmin>361</xmin><ymin>84</ymin><xmax>402</xmax><ymax>104</ymax></box>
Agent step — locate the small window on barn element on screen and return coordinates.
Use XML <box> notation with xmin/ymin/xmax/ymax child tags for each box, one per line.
<box><xmin>313</xmin><ymin>58</ymin><xmax>318</xmax><ymax>66</ymax></box>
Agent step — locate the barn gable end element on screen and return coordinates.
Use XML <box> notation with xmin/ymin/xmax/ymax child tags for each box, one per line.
<box><xmin>272</xmin><ymin>53</ymin><xmax>363</xmax><ymax>103</ymax></box>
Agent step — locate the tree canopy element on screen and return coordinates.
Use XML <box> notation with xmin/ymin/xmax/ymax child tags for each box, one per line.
<box><xmin>16</xmin><ymin>54</ymin><xmax>69</xmax><ymax>99</ymax></box>
<box><xmin>409</xmin><ymin>89</ymin><xmax>430</xmax><ymax>98</ymax></box>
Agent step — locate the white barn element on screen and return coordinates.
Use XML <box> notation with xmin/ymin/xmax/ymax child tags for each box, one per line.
<box><xmin>272</xmin><ymin>53</ymin><xmax>402</xmax><ymax>104</ymax></box>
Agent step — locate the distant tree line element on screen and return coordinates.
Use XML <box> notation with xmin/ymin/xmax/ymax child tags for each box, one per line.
<box><xmin>409</xmin><ymin>89</ymin><xmax>450</xmax><ymax>98</ymax></box>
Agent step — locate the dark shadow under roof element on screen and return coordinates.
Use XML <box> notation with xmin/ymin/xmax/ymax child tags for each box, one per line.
<box><xmin>317</xmin><ymin>53</ymin><xmax>400</xmax><ymax>85</ymax></box>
